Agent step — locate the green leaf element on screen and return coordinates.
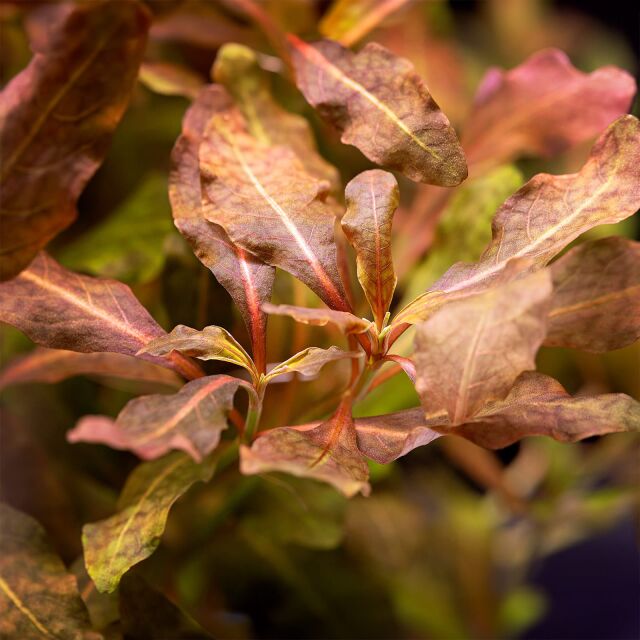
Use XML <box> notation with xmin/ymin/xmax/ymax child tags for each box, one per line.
<box><xmin>83</xmin><ymin>452</ymin><xmax>215</xmax><ymax>594</ymax></box>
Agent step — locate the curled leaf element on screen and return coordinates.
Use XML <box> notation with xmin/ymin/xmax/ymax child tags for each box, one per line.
<box><xmin>263</xmin><ymin>302</ymin><xmax>373</xmax><ymax>335</ymax></box>
<box><xmin>83</xmin><ymin>453</ymin><xmax>215</xmax><ymax>593</ymax></box>
<box><xmin>68</xmin><ymin>375</ymin><xmax>253</xmax><ymax>461</ymax></box>
<box><xmin>0</xmin><ymin>0</ymin><xmax>150</xmax><ymax>280</ymax></box>
<box><xmin>289</xmin><ymin>36</ymin><xmax>467</xmax><ymax>186</ymax></box>
<box><xmin>546</xmin><ymin>237</ymin><xmax>640</xmax><ymax>353</ymax></box>
<box><xmin>414</xmin><ymin>270</ymin><xmax>552</xmax><ymax>424</ymax></box>
<box><xmin>343</xmin><ymin>170</ymin><xmax>399</xmax><ymax>328</ymax></box>
<box><xmin>463</xmin><ymin>49</ymin><xmax>637</xmax><ymax>172</ymax></box>
<box><xmin>266</xmin><ymin>346</ymin><xmax>362</xmax><ymax>382</ymax></box>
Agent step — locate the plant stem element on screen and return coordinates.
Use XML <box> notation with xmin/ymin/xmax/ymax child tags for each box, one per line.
<box><xmin>244</xmin><ymin>382</ymin><xmax>266</xmax><ymax>442</ymax></box>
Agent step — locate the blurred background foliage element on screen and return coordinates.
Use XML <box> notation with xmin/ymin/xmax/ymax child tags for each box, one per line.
<box><xmin>0</xmin><ymin>0</ymin><xmax>638</xmax><ymax>638</ymax></box>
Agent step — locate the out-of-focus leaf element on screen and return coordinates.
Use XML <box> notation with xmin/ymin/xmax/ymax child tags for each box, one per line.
<box><xmin>83</xmin><ymin>452</ymin><xmax>215</xmax><ymax>593</ymax></box>
<box><xmin>68</xmin><ymin>375</ymin><xmax>252</xmax><ymax>461</ymax></box>
<box><xmin>199</xmin><ymin>92</ymin><xmax>349</xmax><ymax>311</ymax></box>
<box><xmin>395</xmin><ymin>115</ymin><xmax>640</xmax><ymax>325</ymax></box>
<box><xmin>546</xmin><ymin>237</ymin><xmax>640</xmax><ymax>353</ymax></box>
<box><xmin>0</xmin><ymin>503</ymin><xmax>99</xmax><ymax>640</ymax></box>
<box><xmin>0</xmin><ymin>253</ymin><xmax>202</xmax><ymax>380</ymax></box>
<box><xmin>170</xmin><ymin>86</ymin><xmax>274</xmax><ymax>374</ymax></box>
<box><xmin>415</xmin><ymin>270</ymin><xmax>552</xmax><ymax>424</ymax></box>
<box><xmin>139</xmin><ymin>60</ymin><xmax>204</xmax><ymax>99</ymax></box>
<box><xmin>213</xmin><ymin>43</ymin><xmax>340</xmax><ymax>192</ymax></box>
<box><xmin>139</xmin><ymin>324</ymin><xmax>257</xmax><ymax>381</ymax></box>
<box><xmin>320</xmin><ymin>0</ymin><xmax>412</xmax><ymax>47</ymax></box>
<box><xmin>0</xmin><ymin>347</ymin><xmax>181</xmax><ymax>390</ymax></box>
<box><xmin>241</xmin><ymin>397</ymin><xmax>370</xmax><ymax>497</ymax></box>
<box><xmin>263</xmin><ymin>302</ymin><xmax>373</xmax><ymax>334</ymax></box>
<box><xmin>71</xmin><ymin>558</ymin><xmax>119</xmax><ymax>633</ymax></box>
<box><xmin>463</xmin><ymin>48</ymin><xmax>636</xmax><ymax>172</ymax></box>
<box><xmin>289</xmin><ymin>36</ymin><xmax>467</xmax><ymax>186</ymax></box>
<box><xmin>0</xmin><ymin>0</ymin><xmax>150</xmax><ymax>280</ymax></box>
<box><xmin>343</xmin><ymin>170</ymin><xmax>399</xmax><ymax>328</ymax></box>
<box><xmin>400</xmin><ymin>165</ymin><xmax>524</xmax><ymax>306</ymax></box>
<box><xmin>59</xmin><ymin>174</ymin><xmax>174</xmax><ymax>284</ymax></box>
<box><xmin>453</xmin><ymin>372</ymin><xmax>640</xmax><ymax>448</ymax></box>
<box><xmin>266</xmin><ymin>346</ymin><xmax>361</xmax><ymax>382</ymax></box>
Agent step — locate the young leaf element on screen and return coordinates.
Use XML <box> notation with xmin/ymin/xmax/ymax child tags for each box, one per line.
<box><xmin>463</xmin><ymin>49</ymin><xmax>636</xmax><ymax>172</ymax></box>
<box><xmin>288</xmin><ymin>36</ymin><xmax>467</xmax><ymax>186</ymax></box>
<box><xmin>263</xmin><ymin>302</ymin><xmax>373</xmax><ymax>335</ymax></box>
<box><xmin>395</xmin><ymin>115</ymin><xmax>640</xmax><ymax>325</ymax></box>
<box><xmin>343</xmin><ymin>170</ymin><xmax>399</xmax><ymax>328</ymax></box>
<box><xmin>83</xmin><ymin>452</ymin><xmax>215</xmax><ymax>593</ymax></box>
<box><xmin>0</xmin><ymin>253</ymin><xmax>202</xmax><ymax>380</ymax></box>
<box><xmin>139</xmin><ymin>324</ymin><xmax>257</xmax><ymax>381</ymax></box>
<box><xmin>213</xmin><ymin>43</ymin><xmax>340</xmax><ymax>192</ymax></box>
<box><xmin>0</xmin><ymin>348</ymin><xmax>181</xmax><ymax>391</ymax></box>
<box><xmin>138</xmin><ymin>60</ymin><xmax>204</xmax><ymax>99</ymax></box>
<box><xmin>266</xmin><ymin>346</ymin><xmax>362</xmax><ymax>382</ymax></box>
<box><xmin>68</xmin><ymin>375</ymin><xmax>252</xmax><ymax>461</ymax></box>
<box><xmin>171</xmin><ymin>85</ymin><xmax>275</xmax><ymax>374</ymax></box>
<box><xmin>0</xmin><ymin>0</ymin><xmax>150</xmax><ymax>280</ymax></box>
<box><xmin>240</xmin><ymin>397</ymin><xmax>370</xmax><ymax>497</ymax></box>
<box><xmin>546</xmin><ymin>237</ymin><xmax>640</xmax><ymax>353</ymax></box>
<box><xmin>453</xmin><ymin>372</ymin><xmax>640</xmax><ymax>448</ymax></box>
<box><xmin>199</xmin><ymin>96</ymin><xmax>349</xmax><ymax>310</ymax></box>
<box><xmin>414</xmin><ymin>270</ymin><xmax>552</xmax><ymax>424</ymax></box>
<box><xmin>0</xmin><ymin>503</ymin><xmax>99</xmax><ymax>639</ymax></box>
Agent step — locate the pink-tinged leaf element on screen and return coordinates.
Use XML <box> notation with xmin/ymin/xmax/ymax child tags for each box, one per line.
<box><xmin>199</xmin><ymin>95</ymin><xmax>349</xmax><ymax>311</ymax></box>
<box><xmin>354</xmin><ymin>408</ymin><xmax>443</xmax><ymax>463</ymax></box>
<box><xmin>0</xmin><ymin>348</ymin><xmax>181</xmax><ymax>391</ymax></box>
<box><xmin>463</xmin><ymin>48</ymin><xmax>636</xmax><ymax>172</ymax></box>
<box><xmin>170</xmin><ymin>85</ymin><xmax>274</xmax><ymax>373</ymax></box>
<box><xmin>546</xmin><ymin>237</ymin><xmax>640</xmax><ymax>353</ymax></box>
<box><xmin>343</xmin><ymin>170</ymin><xmax>399</xmax><ymax>328</ymax></box>
<box><xmin>138</xmin><ymin>60</ymin><xmax>204</xmax><ymax>99</ymax></box>
<box><xmin>68</xmin><ymin>375</ymin><xmax>254</xmax><ymax>462</ymax></box>
<box><xmin>382</xmin><ymin>355</ymin><xmax>416</xmax><ymax>382</ymax></box>
<box><xmin>240</xmin><ymin>397</ymin><xmax>370</xmax><ymax>497</ymax></box>
<box><xmin>452</xmin><ymin>372</ymin><xmax>640</xmax><ymax>448</ymax></box>
<box><xmin>266</xmin><ymin>346</ymin><xmax>362</xmax><ymax>382</ymax></box>
<box><xmin>288</xmin><ymin>36</ymin><xmax>467</xmax><ymax>186</ymax></box>
<box><xmin>0</xmin><ymin>253</ymin><xmax>202</xmax><ymax>380</ymax></box>
<box><xmin>0</xmin><ymin>0</ymin><xmax>150</xmax><ymax>280</ymax></box>
<box><xmin>394</xmin><ymin>115</ymin><xmax>640</xmax><ymax>326</ymax></box>
<box><xmin>415</xmin><ymin>270</ymin><xmax>552</xmax><ymax>424</ymax></box>
<box><xmin>263</xmin><ymin>302</ymin><xmax>373</xmax><ymax>335</ymax></box>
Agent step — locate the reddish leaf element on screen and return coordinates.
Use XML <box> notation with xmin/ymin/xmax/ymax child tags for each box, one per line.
<box><xmin>240</xmin><ymin>397</ymin><xmax>370</xmax><ymax>497</ymax></box>
<box><xmin>415</xmin><ymin>270</ymin><xmax>552</xmax><ymax>424</ymax></box>
<box><xmin>546</xmin><ymin>237</ymin><xmax>640</xmax><ymax>353</ymax></box>
<box><xmin>0</xmin><ymin>348</ymin><xmax>181</xmax><ymax>390</ymax></box>
<box><xmin>170</xmin><ymin>85</ymin><xmax>275</xmax><ymax>373</ymax></box>
<box><xmin>0</xmin><ymin>0</ymin><xmax>150</xmax><ymax>280</ymax></box>
<box><xmin>343</xmin><ymin>170</ymin><xmax>399</xmax><ymax>328</ymax></box>
<box><xmin>68</xmin><ymin>375</ymin><xmax>253</xmax><ymax>461</ymax></box>
<box><xmin>382</xmin><ymin>355</ymin><xmax>416</xmax><ymax>382</ymax></box>
<box><xmin>199</xmin><ymin>94</ymin><xmax>349</xmax><ymax>310</ymax></box>
<box><xmin>0</xmin><ymin>253</ymin><xmax>202</xmax><ymax>380</ymax></box>
<box><xmin>288</xmin><ymin>36</ymin><xmax>467</xmax><ymax>186</ymax></box>
<box><xmin>463</xmin><ymin>48</ymin><xmax>636</xmax><ymax>172</ymax></box>
<box><xmin>263</xmin><ymin>302</ymin><xmax>373</xmax><ymax>335</ymax></box>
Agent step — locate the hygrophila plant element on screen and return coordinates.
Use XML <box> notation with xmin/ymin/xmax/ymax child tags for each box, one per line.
<box><xmin>0</xmin><ymin>1</ymin><xmax>638</xmax><ymax>633</ymax></box>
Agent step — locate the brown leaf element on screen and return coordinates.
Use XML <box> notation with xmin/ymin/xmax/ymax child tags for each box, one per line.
<box><xmin>263</xmin><ymin>302</ymin><xmax>373</xmax><ymax>335</ymax></box>
<box><xmin>266</xmin><ymin>346</ymin><xmax>362</xmax><ymax>382</ymax></box>
<box><xmin>0</xmin><ymin>0</ymin><xmax>150</xmax><ymax>280</ymax></box>
<box><xmin>415</xmin><ymin>270</ymin><xmax>552</xmax><ymax>424</ymax></box>
<box><xmin>288</xmin><ymin>36</ymin><xmax>467</xmax><ymax>186</ymax></box>
<box><xmin>199</xmin><ymin>94</ymin><xmax>349</xmax><ymax>310</ymax></box>
<box><xmin>343</xmin><ymin>170</ymin><xmax>399</xmax><ymax>328</ymax></box>
<box><xmin>395</xmin><ymin>115</ymin><xmax>640</xmax><ymax>325</ymax></box>
<box><xmin>453</xmin><ymin>372</ymin><xmax>640</xmax><ymax>448</ymax></box>
<box><xmin>240</xmin><ymin>397</ymin><xmax>370</xmax><ymax>497</ymax></box>
<box><xmin>0</xmin><ymin>503</ymin><xmax>99</xmax><ymax>639</ymax></box>
<box><xmin>0</xmin><ymin>253</ymin><xmax>202</xmax><ymax>380</ymax></box>
<box><xmin>546</xmin><ymin>237</ymin><xmax>640</xmax><ymax>353</ymax></box>
<box><xmin>0</xmin><ymin>348</ymin><xmax>181</xmax><ymax>390</ymax></box>
<box><xmin>463</xmin><ymin>49</ymin><xmax>636</xmax><ymax>172</ymax></box>
<box><xmin>170</xmin><ymin>85</ymin><xmax>275</xmax><ymax>373</ymax></box>
<box><xmin>68</xmin><ymin>375</ymin><xmax>253</xmax><ymax>461</ymax></box>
